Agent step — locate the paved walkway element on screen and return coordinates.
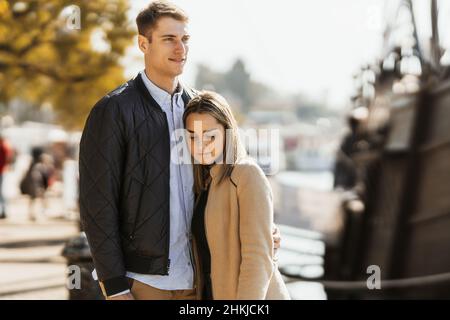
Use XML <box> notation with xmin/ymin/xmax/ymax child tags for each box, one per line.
<box><xmin>0</xmin><ymin>195</ymin><xmax>79</xmax><ymax>300</ymax></box>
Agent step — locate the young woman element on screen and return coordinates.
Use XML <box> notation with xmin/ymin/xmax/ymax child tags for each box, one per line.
<box><xmin>183</xmin><ymin>91</ymin><xmax>290</xmax><ymax>300</ymax></box>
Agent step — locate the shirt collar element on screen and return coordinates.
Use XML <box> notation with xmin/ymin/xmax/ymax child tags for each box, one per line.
<box><xmin>140</xmin><ymin>70</ymin><xmax>184</xmax><ymax>108</ymax></box>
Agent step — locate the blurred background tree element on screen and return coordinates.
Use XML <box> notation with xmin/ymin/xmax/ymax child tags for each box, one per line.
<box><xmin>0</xmin><ymin>0</ymin><xmax>134</xmax><ymax>129</ymax></box>
<box><xmin>195</xmin><ymin>58</ymin><xmax>275</xmax><ymax>115</ymax></box>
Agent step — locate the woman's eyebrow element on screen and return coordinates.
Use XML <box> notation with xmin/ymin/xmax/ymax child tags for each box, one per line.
<box><xmin>204</xmin><ymin>128</ymin><xmax>220</xmax><ymax>133</ymax></box>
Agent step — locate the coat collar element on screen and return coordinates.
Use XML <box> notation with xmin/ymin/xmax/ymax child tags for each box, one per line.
<box><xmin>209</xmin><ymin>155</ymin><xmax>249</xmax><ymax>181</ymax></box>
<box><xmin>209</xmin><ymin>164</ymin><xmax>225</xmax><ymax>180</ymax></box>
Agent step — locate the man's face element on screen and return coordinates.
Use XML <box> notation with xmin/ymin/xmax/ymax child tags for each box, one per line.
<box><xmin>139</xmin><ymin>17</ymin><xmax>190</xmax><ymax>78</ymax></box>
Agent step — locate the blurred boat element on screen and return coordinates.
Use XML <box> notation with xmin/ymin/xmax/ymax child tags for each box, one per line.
<box><xmin>321</xmin><ymin>0</ymin><xmax>450</xmax><ymax>299</ymax></box>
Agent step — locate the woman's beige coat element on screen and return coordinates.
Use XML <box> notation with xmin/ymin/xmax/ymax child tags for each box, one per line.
<box><xmin>192</xmin><ymin>158</ymin><xmax>291</xmax><ymax>300</ymax></box>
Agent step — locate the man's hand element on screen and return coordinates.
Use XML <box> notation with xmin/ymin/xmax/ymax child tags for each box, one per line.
<box><xmin>107</xmin><ymin>292</ymin><xmax>135</xmax><ymax>300</ymax></box>
<box><xmin>99</xmin><ymin>281</ymin><xmax>134</xmax><ymax>300</ymax></box>
<box><xmin>272</xmin><ymin>225</ymin><xmax>281</xmax><ymax>262</ymax></box>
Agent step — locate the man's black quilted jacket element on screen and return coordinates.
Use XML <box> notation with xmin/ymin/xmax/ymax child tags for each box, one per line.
<box><xmin>79</xmin><ymin>73</ymin><xmax>193</xmax><ymax>296</ymax></box>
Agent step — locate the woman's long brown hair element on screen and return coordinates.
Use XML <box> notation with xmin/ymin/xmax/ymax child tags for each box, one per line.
<box><xmin>183</xmin><ymin>91</ymin><xmax>246</xmax><ymax>194</ymax></box>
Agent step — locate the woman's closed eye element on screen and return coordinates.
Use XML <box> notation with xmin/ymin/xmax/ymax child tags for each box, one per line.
<box><xmin>188</xmin><ymin>133</ymin><xmax>200</xmax><ymax>142</ymax></box>
<box><xmin>204</xmin><ymin>129</ymin><xmax>222</xmax><ymax>142</ymax></box>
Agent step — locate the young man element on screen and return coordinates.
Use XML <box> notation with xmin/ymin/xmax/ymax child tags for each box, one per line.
<box><xmin>79</xmin><ymin>1</ymin><xmax>280</xmax><ymax>300</ymax></box>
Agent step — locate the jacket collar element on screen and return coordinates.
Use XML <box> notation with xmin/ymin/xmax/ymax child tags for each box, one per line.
<box><xmin>139</xmin><ymin>70</ymin><xmax>183</xmax><ymax>108</ymax></box>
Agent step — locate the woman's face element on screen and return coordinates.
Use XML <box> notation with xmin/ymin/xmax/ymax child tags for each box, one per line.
<box><xmin>185</xmin><ymin>112</ymin><xmax>225</xmax><ymax>165</ymax></box>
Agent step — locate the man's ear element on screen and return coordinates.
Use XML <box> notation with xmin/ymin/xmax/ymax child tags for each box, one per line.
<box><xmin>138</xmin><ymin>35</ymin><xmax>149</xmax><ymax>53</ymax></box>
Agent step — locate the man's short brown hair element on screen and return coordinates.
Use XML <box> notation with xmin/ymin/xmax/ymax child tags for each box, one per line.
<box><xmin>136</xmin><ymin>1</ymin><xmax>189</xmax><ymax>40</ymax></box>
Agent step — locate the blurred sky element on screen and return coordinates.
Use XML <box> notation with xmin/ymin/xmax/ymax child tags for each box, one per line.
<box><xmin>121</xmin><ymin>0</ymin><xmax>390</xmax><ymax>108</ymax></box>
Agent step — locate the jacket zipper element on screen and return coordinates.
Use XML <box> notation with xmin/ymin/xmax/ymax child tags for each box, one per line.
<box><xmin>166</xmin><ymin>258</ymin><xmax>171</xmax><ymax>274</ymax></box>
<box><xmin>164</xmin><ymin>110</ymin><xmax>171</xmax><ymax>275</ymax></box>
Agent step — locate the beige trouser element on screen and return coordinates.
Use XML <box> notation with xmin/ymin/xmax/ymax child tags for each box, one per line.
<box><xmin>99</xmin><ymin>277</ymin><xmax>198</xmax><ymax>300</ymax></box>
<box><xmin>129</xmin><ymin>278</ymin><xmax>197</xmax><ymax>300</ymax></box>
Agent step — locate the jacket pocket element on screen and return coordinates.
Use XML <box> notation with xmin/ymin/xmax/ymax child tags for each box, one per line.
<box><xmin>123</xmin><ymin>177</ymin><xmax>143</xmax><ymax>236</ymax></box>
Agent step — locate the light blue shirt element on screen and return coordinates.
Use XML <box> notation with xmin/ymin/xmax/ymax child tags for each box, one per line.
<box><xmin>93</xmin><ymin>71</ymin><xmax>195</xmax><ymax>294</ymax></box>
<box><xmin>126</xmin><ymin>71</ymin><xmax>195</xmax><ymax>290</ymax></box>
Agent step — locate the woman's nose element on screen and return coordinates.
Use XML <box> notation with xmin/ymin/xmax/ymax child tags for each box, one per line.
<box><xmin>194</xmin><ymin>140</ymin><xmax>210</xmax><ymax>152</ymax></box>
<box><xmin>192</xmin><ymin>138</ymin><xmax>203</xmax><ymax>151</ymax></box>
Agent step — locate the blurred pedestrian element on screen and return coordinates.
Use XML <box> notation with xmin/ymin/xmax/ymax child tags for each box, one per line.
<box><xmin>0</xmin><ymin>134</ymin><xmax>13</xmax><ymax>219</ymax></box>
<box><xmin>333</xmin><ymin>117</ymin><xmax>359</xmax><ymax>190</ymax></box>
<box><xmin>20</xmin><ymin>147</ymin><xmax>55</xmax><ymax>221</ymax></box>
